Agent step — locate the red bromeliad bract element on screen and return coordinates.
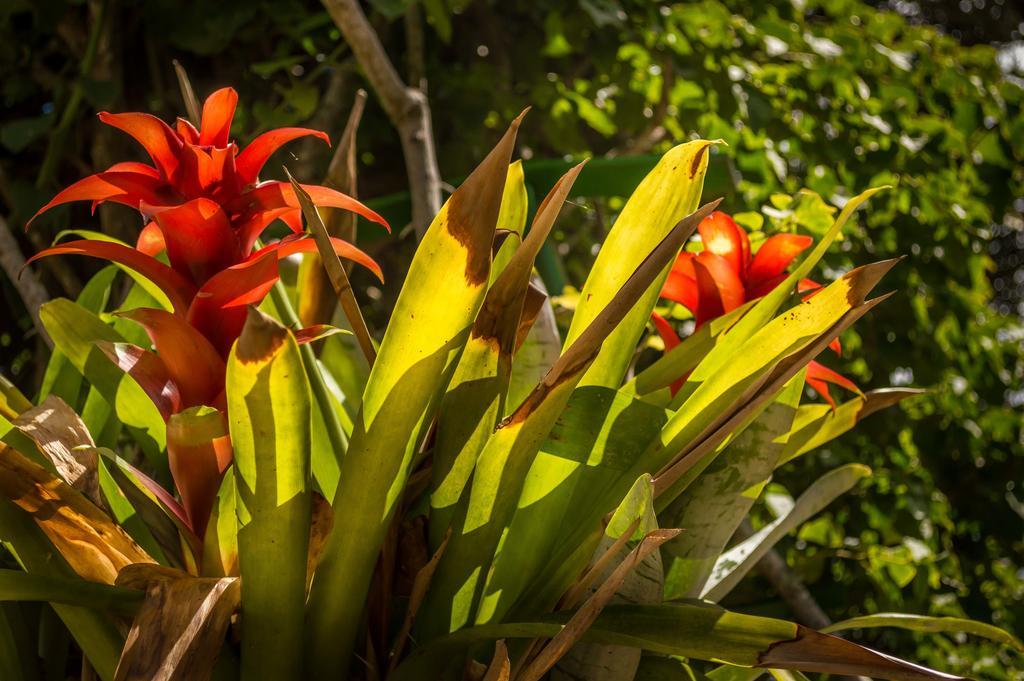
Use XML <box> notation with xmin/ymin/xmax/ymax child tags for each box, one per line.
<box><xmin>655</xmin><ymin>210</ymin><xmax>860</xmax><ymax>407</ymax></box>
<box><xmin>27</xmin><ymin>87</ymin><xmax>391</xmax><ymax>541</ymax></box>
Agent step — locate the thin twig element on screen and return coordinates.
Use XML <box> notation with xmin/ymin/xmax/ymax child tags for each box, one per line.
<box><xmin>320</xmin><ymin>0</ymin><xmax>441</xmax><ymax>238</ymax></box>
<box><xmin>173</xmin><ymin>60</ymin><xmax>201</xmax><ymax>125</ymax></box>
<box><xmin>287</xmin><ymin>170</ymin><xmax>377</xmax><ymax>366</ymax></box>
<box><xmin>0</xmin><ymin>215</ymin><xmax>52</xmax><ymax>348</ymax></box>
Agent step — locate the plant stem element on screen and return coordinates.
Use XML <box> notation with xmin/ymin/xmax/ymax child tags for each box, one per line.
<box><xmin>36</xmin><ymin>0</ymin><xmax>110</xmax><ymax>189</ymax></box>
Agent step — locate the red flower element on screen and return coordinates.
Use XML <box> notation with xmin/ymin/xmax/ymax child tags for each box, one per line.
<box><xmin>27</xmin><ymin>87</ymin><xmax>389</xmax><ymax>357</ymax></box>
<box><xmin>27</xmin><ymin>88</ymin><xmax>392</xmax><ymax>540</ymax></box>
<box><xmin>654</xmin><ymin>211</ymin><xmax>859</xmax><ymax>407</ymax></box>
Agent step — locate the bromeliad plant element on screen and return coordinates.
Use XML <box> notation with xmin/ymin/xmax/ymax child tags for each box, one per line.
<box><xmin>0</xmin><ymin>90</ymin><xmax>1019</xmax><ymax>681</ymax></box>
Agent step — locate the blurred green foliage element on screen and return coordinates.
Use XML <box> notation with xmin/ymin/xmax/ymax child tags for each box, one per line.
<box><xmin>1</xmin><ymin>0</ymin><xmax>1021</xmax><ymax>676</ymax></box>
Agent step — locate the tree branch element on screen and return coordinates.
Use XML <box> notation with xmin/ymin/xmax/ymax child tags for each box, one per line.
<box><xmin>0</xmin><ymin>215</ymin><xmax>52</xmax><ymax>348</ymax></box>
<box><xmin>320</xmin><ymin>0</ymin><xmax>441</xmax><ymax>238</ymax></box>
<box><xmin>737</xmin><ymin>518</ymin><xmax>830</xmax><ymax>629</ymax></box>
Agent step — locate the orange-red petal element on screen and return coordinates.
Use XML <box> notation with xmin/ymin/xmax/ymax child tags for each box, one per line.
<box><xmin>235</xmin><ymin>128</ymin><xmax>331</xmax><ymax>185</ymax></box>
<box><xmin>26</xmin><ymin>240</ymin><xmax>196</xmax><ymax>313</ymax></box>
<box><xmin>258</xmin><ymin>234</ymin><xmax>384</xmax><ymax>282</ymax></box>
<box><xmin>136</xmin><ymin>221</ymin><xmax>166</xmax><ymax>256</ymax></box>
<box><xmin>166</xmin><ymin>407</ymin><xmax>233</xmax><ymax>538</ymax></box>
<box><xmin>651</xmin><ymin>312</ymin><xmax>685</xmax><ymax>395</ymax></box>
<box><xmin>693</xmin><ymin>252</ymin><xmax>745</xmax><ymax>325</ymax></box>
<box><xmin>176</xmin><ymin>118</ymin><xmax>200</xmax><ymax>145</ymax></box>
<box><xmin>806</xmin><ymin>359</ymin><xmax>861</xmax><ymax>409</ymax></box>
<box><xmin>150</xmin><ymin>198</ymin><xmax>241</xmax><ymax>287</ymax></box>
<box><xmin>698</xmin><ymin>211</ymin><xmax>749</xmax><ymax>276</ymax></box>
<box><xmin>27</xmin><ymin>171</ymin><xmax>171</xmax><ymax>226</ymax></box>
<box><xmin>198</xmin><ymin>87</ymin><xmax>238</xmax><ymax>148</ymax></box>
<box><xmin>116</xmin><ymin>307</ymin><xmax>227</xmax><ymax>408</ymax></box>
<box><xmin>661</xmin><ymin>270</ymin><xmax>698</xmax><ymax>312</ymax></box>
<box><xmin>96</xmin><ymin>341</ymin><xmax>181</xmax><ymax>420</ymax></box>
<box><xmin>187</xmin><ymin>250</ymin><xmax>280</xmax><ymax>355</ymax></box>
<box><xmin>746</xmin><ymin>233</ymin><xmax>813</xmax><ymax>289</ymax></box>
<box><xmin>175</xmin><ymin>144</ymin><xmax>239</xmax><ymax>201</ymax></box>
<box><xmin>98</xmin><ymin>111</ymin><xmax>182</xmax><ymax>180</ymax></box>
<box><xmin>229</xmin><ymin>181</ymin><xmax>390</xmax><ymax>233</ymax></box>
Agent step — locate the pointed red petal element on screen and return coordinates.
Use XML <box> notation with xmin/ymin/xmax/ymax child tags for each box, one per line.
<box><xmin>698</xmin><ymin>211</ymin><xmax>748</xmax><ymax>276</ymax></box>
<box><xmin>806</xmin><ymin>359</ymin><xmax>861</xmax><ymax>409</ymax></box>
<box><xmin>691</xmin><ymin>257</ymin><xmax>724</xmax><ymax>328</ymax></box>
<box><xmin>26</xmin><ymin>240</ymin><xmax>196</xmax><ymax>313</ymax></box>
<box><xmin>229</xmin><ymin>181</ymin><xmax>390</xmax><ymax>233</ymax></box>
<box><xmin>176</xmin><ymin>118</ymin><xmax>200</xmax><ymax>145</ymax></box>
<box><xmin>167</xmin><ymin>407</ymin><xmax>233</xmax><ymax>538</ymax></box>
<box><xmin>199</xmin><ymin>87</ymin><xmax>238</xmax><ymax>147</ymax></box>
<box><xmin>136</xmin><ymin>221</ymin><xmax>166</xmax><ymax>256</ymax></box>
<box><xmin>187</xmin><ymin>251</ymin><xmax>280</xmax><ymax>355</ymax></box>
<box><xmin>235</xmin><ymin>208</ymin><xmax>294</xmax><ymax>256</ymax></box>
<box><xmin>660</xmin><ymin>269</ymin><xmax>699</xmax><ymax>312</ymax></box>
<box><xmin>96</xmin><ymin>341</ymin><xmax>180</xmax><ymax>420</ymax></box>
<box><xmin>805</xmin><ymin>375</ymin><xmax>836</xmax><ymax>409</ymax></box>
<box><xmin>280</xmin><ymin>208</ymin><xmax>303</xmax><ymax>234</ymax></box>
<box><xmin>235</xmin><ymin>128</ymin><xmax>331</xmax><ymax>185</ymax></box>
<box><xmin>747</xmin><ymin>233</ymin><xmax>814</xmax><ymax>289</ymax></box>
<box><xmin>798</xmin><ymin>278</ymin><xmax>823</xmax><ymax>295</ymax></box>
<box><xmin>828</xmin><ymin>337</ymin><xmax>843</xmax><ymax>356</ymax></box>
<box><xmin>693</xmin><ymin>252</ymin><xmax>745</xmax><ymax>326</ymax></box>
<box><xmin>651</xmin><ymin>312</ymin><xmax>685</xmax><ymax>395</ymax></box>
<box><xmin>28</xmin><ymin>171</ymin><xmax>171</xmax><ymax>226</ymax></box>
<box><xmin>151</xmin><ymin>198</ymin><xmax>241</xmax><ymax>287</ymax></box>
<box><xmin>117</xmin><ymin>307</ymin><xmax>227</xmax><ymax>408</ymax></box>
<box><xmin>104</xmin><ymin>161</ymin><xmax>161</xmax><ymax>178</ymax></box>
<box><xmin>98</xmin><ymin>112</ymin><xmax>182</xmax><ymax>180</ymax></box>
<box><xmin>175</xmin><ymin>144</ymin><xmax>239</xmax><ymax>201</ymax></box>
<box><xmin>263</xmin><ymin>234</ymin><xmax>383</xmax><ymax>282</ymax></box>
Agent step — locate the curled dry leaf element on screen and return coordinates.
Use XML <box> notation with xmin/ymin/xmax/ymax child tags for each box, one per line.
<box><xmin>114</xmin><ymin>563</ymin><xmax>240</xmax><ymax>681</ymax></box>
<box><xmin>482</xmin><ymin>640</ymin><xmax>510</xmax><ymax>681</ymax></box>
<box><xmin>13</xmin><ymin>394</ymin><xmax>103</xmax><ymax>507</ymax></box>
<box><xmin>0</xmin><ymin>443</ymin><xmax>154</xmax><ymax>584</ymax></box>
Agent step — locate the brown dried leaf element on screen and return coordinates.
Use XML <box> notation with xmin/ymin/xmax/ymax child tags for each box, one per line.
<box><xmin>13</xmin><ymin>394</ymin><xmax>103</xmax><ymax>507</ymax></box>
<box><xmin>518</xmin><ymin>528</ymin><xmax>682</xmax><ymax>681</ymax></box>
<box><xmin>760</xmin><ymin>624</ymin><xmax>966</xmax><ymax>681</ymax></box>
<box><xmin>0</xmin><ymin>443</ymin><xmax>154</xmax><ymax>584</ymax></box>
<box><xmin>387</xmin><ymin>528</ymin><xmax>451</xmax><ymax>675</ymax></box>
<box><xmin>482</xmin><ymin>640</ymin><xmax>510</xmax><ymax>681</ymax></box>
<box><xmin>114</xmin><ymin>564</ymin><xmax>240</xmax><ymax>681</ymax></box>
<box><xmin>306</xmin><ymin>492</ymin><xmax>334</xmax><ymax>593</ymax></box>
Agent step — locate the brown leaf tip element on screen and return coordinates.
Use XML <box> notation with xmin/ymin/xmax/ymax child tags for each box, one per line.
<box><xmin>235</xmin><ymin>307</ymin><xmax>289</xmax><ymax>364</ymax></box>
<box><xmin>445</xmin><ymin>110</ymin><xmax>527</xmax><ymax>286</ymax></box>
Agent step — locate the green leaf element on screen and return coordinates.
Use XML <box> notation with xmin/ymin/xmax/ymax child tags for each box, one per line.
<box><xmin>702</xmin><ymin>464</ymin><xmax>871</xmax><ymax>601</ymax></box>
<box><xmin>566</xmin><ymin>140</ymin><xmax>716</xmax><ymax>389</ymax></box>
<box><xmin>0</xmin><ymin>498</ymin><xmax>125</xmax><ymax>681</ymax></box>
<box><xmin>822</xmin><ymin>613</ymin><xmax>1024</xmax><ymax>652</ymax></box>
<box><xmin>52</xmin><ymin>230</ymin><xmax>174</xmax><ymax>312</ymax></box>
<box><xmin>307</xmin><ymin>115</ymin><xmax>523</xmax><ymax>677</ymax></box>
<box><xmin>395</xmin><ymin>602</ymin><xmax>964</xmax><ymax>681</ymax></box>
<box><xmin>227</xmin><ymin>309</ymin><xmax>312</xmax><ymax>681</ymax></box>
<box><xmin>0</xmin><ymin>569</ymin><xmax>142</xmax><ymax>614</ymax></box>
<box><xmin>429</xmin><ymin>162</ymin><xmax>583</xmax><ymax>547</ymax></box>
<box><xmin>661</xmin><ymin>375</ymin><xmax>803</xmax><ymax>600</ymax></box>
<box><xmin>777</xmin><ymin>388</ymin><xmax>924</xmax><ymax>467</ymax></box>
<box><xmin>38</xmin><ymin>299</ymin><xmax>166</xmax><ymax>464</ymax></box>
<box><xmin>422</xmin><ymin>199</ymin><xmax>718</xmax><ymax>636</ymax></box>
